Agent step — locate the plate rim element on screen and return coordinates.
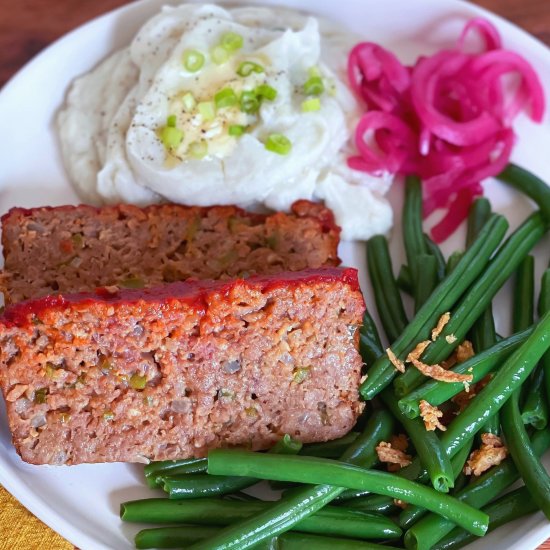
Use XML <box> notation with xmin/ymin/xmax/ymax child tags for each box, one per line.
<box><xmin>1</xmin><ymin>1</ymin><xmax>550</xmax><ymax>549</ymax></box>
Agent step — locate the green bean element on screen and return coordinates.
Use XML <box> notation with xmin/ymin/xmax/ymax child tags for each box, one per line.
<box><xmin>413</xmin><ymin>254</ymin><xmax>439</xmax><ymax>311</ymax></box>
<box><xmin>497</xmin><ymin>163</ymin><xmax>550</xmax><ymax>225</ymax></box>
<box><xmin>423</xmin><ymin>234</ymin><xmax>446</xmax><ymax>282</ymax></box>
<box><xmin>184</xmin><ymin>409</ymin><xmax>394</xmax><ymax>550</ymax></box>
<box><xmin>513</xmin><ymin>255</ymin><xmax>535</xmax><ymax>333</ymax></box>
<box><xmin>121</xmin><ymin>497</ymin><xmax>402</xmax><ymax>540</ymax></box>
<box><xmin>146</xmin><ymin>435</ymin><xmax>301</xmax><ymax>488</ymax></box>
<box><xmin>466</xmin><ymin>197</ymin><xmax>499</xmax><ymax>435</ymax></box>
<box><xmin>540</xmin><ymin>268</ymin><xmax>550</xmax><ymax>407</ymax></box>
<box><xmin>300</xmin><ymin>432</ymin><xmax>360</xmax><ymax>459</ymax></box>
<box><xmin>397</xmin><ymin>265</ymin><xmax>413</xmax><ymax>295</ymax></box>
<box><xmin>404</xmin><ymin>427</ymin><xmax>550</xmax><ymax>550</ymax></box>
<box><xmin>207</xmin><ymin>451</ymin><xmax>489</xmax><ymax>536</ymax></box>
<box><xmin>333</xmin><ymin>489</ymin><xmax>372</xmax><ymax>501</ymax></box>
<box><xmin>404</xmin><ymin>176</ymin><xmax>429</xmax><ymax>284</ymax></box>
<box><xmin>452</xmin><ymin>473</ymin><xmax>469</xmax><ymax>493</ymax></box>
<box><xmin>268</xmin><ymin>480</ymin><xmax>296</xmax><ymax>491</ymax></box>
<box><xmin>223</xmin><ymin>492</ymin><xmax>260</xmax><ymax>502</ymax></box>
<box><xmin>367</xmin><ymin>235</ymin><xmax>408</xmax><ymax>342</ymax></box>
<box><xmin>502</xmin><ymin>391</ymin><xmax>550</xmax><ymax>519</ymax></box>
<box><xmin>259</xmin><ymin>532</ymin><xmax>401</xmax><ymax>550</ymax></box>
<box><xmin>144</xmin><ymin>458</ymin><xmax>197</xmax><ymax>478</ymax></box>
<box><xmin>402</xmin><ymin>317</ymin><xmax>550</xmax><ymax>487</ymax></box>
<box><xmin>522</xmin><ymin>365</ymin><xmax>548</xmax><ymax>430</ymax></box>
<box><xmin>445</xmin><ymin>251</ymin><xmax>464</xmax><ymax>275</ymax></box>
<box><xmin>341</xmin><ymin>494</ymin><xmax>398</xmax><ymax>515</ymax></box>
<box><xmin>163</xmin><ymin>474</ymin><xmax>258</xmax><ymax>499</ymax></box>
<box><xmin>397</xmin><ymin>438</ymin><xmax>474</xmax><ymax>529</ymax></box>
<box><xmin>466</xmin><ymin>197</ymin><xmax>492</xmax><ymax>248</ymax></box>
<box><xmin>359</xmin><ymin>310</ymin><xmax>384</xmax><ymax>368</ymax></box>
<box><xmin>136</xmin><ymin>525</ymin><xmax>402</xmax><ymax>550</ymax></box>
<box><xmin>360</xmin><ymin>213</ymin><xmax>508</xmax><ymax>399</ymax></box>
<box><xmin>136</xmin><ymin>524</ymin><xmax>219</xmax><ymax>549</ymax></box>
<box><xmin>394</xmin><ymin>212</ymin><xmax>546</xmax><ymax>397</ymax></box>
<box><xmin>432</xmin><ymin>486</ymin><xmax>538</xmax><ymax>550</ymax></box>
<box><xmin>162</xmin><ymin>435</ymin><xmax>302</xmax><ymax>498</ymax></box>
<box><xmin>381</xmin><ymin>389</ymin><xmax>454</xmax><ymax>492</ymax></box>
<box><xmin>470</xmin><ymin>310</ymin><xmax>500</xmax><ymax>440</ymax></box>
<box><xmin>145</xmin><ymin>458</ymin><xmax>207</xmax><ymax>488</ymax></box>
<box><xmin>513</xmin><ymin>256</ymin><xmax>548</xmax><ymax>429</ymax></box>
<box><xmin>466</xmin><ymin>197</ymin><xmax>495</xmax><ymax>354</ymax></box>
<box><xmin>479</xmin><ymin>411</ymin><xmax>501</xmax><ymax>437</ymax></box>
<box><xmin>439</xmin><ymin>311</ymin><xmax>550</xmax><ymax>459</ymax></box>
<box><xmin>397</xmin><ymin>328</ymin><xmax>532</xmax><ymax>419</ymax></box>
<box><xmin>470</xmin><ymin>307</ymin><xmax>497</xmax><ymax>357</ymax></box>
<box><xmin>514</xmin><ymin>262</ymin><xmax>548</xmax><ymax>430</ymax></box>
<box><xmin>271</xmin><ymin>434</ymin><xmax>303</xmax><ymax>454</ymax></box>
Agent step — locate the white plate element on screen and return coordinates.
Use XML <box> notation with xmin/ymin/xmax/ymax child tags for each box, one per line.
<box><xmin>1</xmin><ymin>0</ymin><xmax>550</xmax><ymax>549</ymax></box>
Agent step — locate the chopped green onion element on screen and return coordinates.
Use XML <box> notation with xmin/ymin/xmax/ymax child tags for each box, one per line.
<box><xmin>265</xmin><ymin>133</ymin><xmax>292</xmax><ymax>155</ymax></box>
<box><xmin>129</xmin><ymin>373</ymin><xmax>147</xmax><ymax>390</ymax></box>
<box><xmin>166</xmin><ymin>115</ymin><xmax>177</xmax><ymax>127</ymax></box>
<box><xmin>240</xmin><ymin>91</ymin><xmax>260</xmax><ymax>114</ymax></box>
<box><xmin>211</xmin><ymin>45</ymin><xmax>230</xmax><ymax>65</ymax></box>
<box><xmin>215</xmin><ymin>88</ymin><xmax>238</xmax><ymax>109</ymax></box>
<box><xmin>292</xmin><ymin>366</ymin><xmax>310</xmax><ymax>384</ymax></box>
<box><xmin>182</xmin><ymin>49</ymin><xmax>205</xmax><ymax>72</ymax></box>
<box><xmin>120</xmin><ymin>277</ymin><xmax>145</xmax><ymax>289</ymax></box>
<box><xmin>301</xmin><ymin>97</ymin><xmax>321</xmax><ymax>112</ymax></box>
<box><xmin>160</xmin><ymin>126</ymin><xmax>184</xmax><ymax>150</ymax></box>
<box><xmin>188</xmin><ymin>141</ymin><xmax>208</xmax><ymax>159</ymax></box>
<box><xmin>100</xmin><ymin>359</ymin><xmax>112</xmax><ymax>374</ymax></box>
<box><xmin>218</xmin><ymin>388</ymin><xmax>236</xmax><ymax>400</ymax></box>
<box><xmin>220</xmin><ymin>32</ymin><xmax>243</xmax><ymax>52</ymax></box>
<box><xmin>45</xmin><ymin>362</ymin><xmax>62</xmax><ymax>380</ymax></box>
<box><xmin>198</xmin><ymin>101</ymin><xmax>215</xmax><ymax>122</ymax></box>
<box><xmin>303</xmin><ymin>76</ymin><xmax>324</xmax><ymax>96</ymax></box>
<box><xmin>33</xmin><ymin>388</ymin><xmax>48</xmax><ymax>404</ymax></box>
<box><xmin>71</xmin><ymin>233</ymin><xmax>84</xmax><ymax>249</ymax></box>
<box><xmin>181</xmin><ymin>92</ymin><xmax>196</xmax><ymax>112</ymax></box>
<box><xmin>228</xmin><ymin>124</ymin><xmax>246</xmax><ymax>136</ymax></box>
<box><xmin>256</xmin><ymin>84</ymin><xmax>277</xmax><ymax>101</ymax></box>
<box><xmin>103</xmin><ymin>410</ymin><xmax>115</xmax><ymax>421</ymax></box>
<box><xmin>308</xmin><ymin>66</ymin><xmax>321</xmax><ymax>78</ymax></box>
<box><xmin>237</xmin><ymin>61</ymin><xmax>264</xmax><ymax>77</ymax></box>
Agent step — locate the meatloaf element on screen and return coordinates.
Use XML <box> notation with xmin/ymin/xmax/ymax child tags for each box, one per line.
<box><xmin>0</xmin><ymin>200</ymin><xmax>340</xmax><ymax>303</ymax></box>
<box><xmin>0</xmin><ymin>267</ymin><xmax>365</xmax><ymax>465</ymax></box>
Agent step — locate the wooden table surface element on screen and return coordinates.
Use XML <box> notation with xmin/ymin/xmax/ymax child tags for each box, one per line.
<box><xmin>0</xmin><ymin>0</ymin><xmax>549</xmax><ymax>548</ymax></box>
<box><xmin>0</xmin><ymin>0</ymin><xmax>549</xmax><ymax>87</ymax></box>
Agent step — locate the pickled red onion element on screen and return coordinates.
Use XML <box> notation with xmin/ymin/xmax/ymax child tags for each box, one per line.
<box><xmin>347</xmin><ymin>18</ymin><xmax>545</xmax><ymax>241</ymax></box>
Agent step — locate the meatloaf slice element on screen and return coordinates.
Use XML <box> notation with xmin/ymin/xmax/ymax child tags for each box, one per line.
<box><xmin>0</xmin><ymin>267</ymin><xmax>365</xmax><ymax>465</ymax></box>
<box><xmin>0</xmin><ymin>200</ymin><xmax>340</xmax><ymax>303</ymax></box>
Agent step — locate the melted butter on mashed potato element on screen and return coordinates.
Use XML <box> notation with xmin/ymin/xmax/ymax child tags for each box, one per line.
<box><xmin>57</xmin><ymin>4</ymin><xmax>393</xmax><ymax>240</ymax></box>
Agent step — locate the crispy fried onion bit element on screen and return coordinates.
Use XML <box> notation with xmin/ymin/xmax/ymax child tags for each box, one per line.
<box><xmin>432</xmin><ymin>312</ymin><xmax>451</xmax><ymax>341</ymax></box>
<box><xmin>419</xmin><ymin>400</ymin><xmax>447</xmax><ymax>431</ymax></box>
<box><xmin>456</xmin><ymin>340</ymin><xmax>475</xmax><ymax>363</ymax></box>
<box><xmin>410</xmin><ymin>358</ymin><xmax>473</xmax><ymax>385</ymax></box>
<box><xmin>376</xmin><ymin>441</ymin><xmax>412</xmax><ymax>470</ymax></box>
<box><xmin>387</xmin><ymin>348</ymin><xmax>405</xmax><ymax>373</ymax></box>
<box><xmin>464</xmin><ymin>433</ymin><xmax>508</xmax><ymax>476</ymax></box>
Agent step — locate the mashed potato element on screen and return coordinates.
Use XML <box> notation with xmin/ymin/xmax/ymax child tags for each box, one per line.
<box><xmin>57</xmin><ymin>4</ymin><xmax>392</xmax><ymax>240</ymax></box>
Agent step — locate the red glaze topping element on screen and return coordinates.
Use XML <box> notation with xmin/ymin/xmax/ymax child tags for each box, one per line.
<box><xmin>2</xmin><ymin>267</ymin><xmax>361</xmax><ymax>328</ymax></box>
